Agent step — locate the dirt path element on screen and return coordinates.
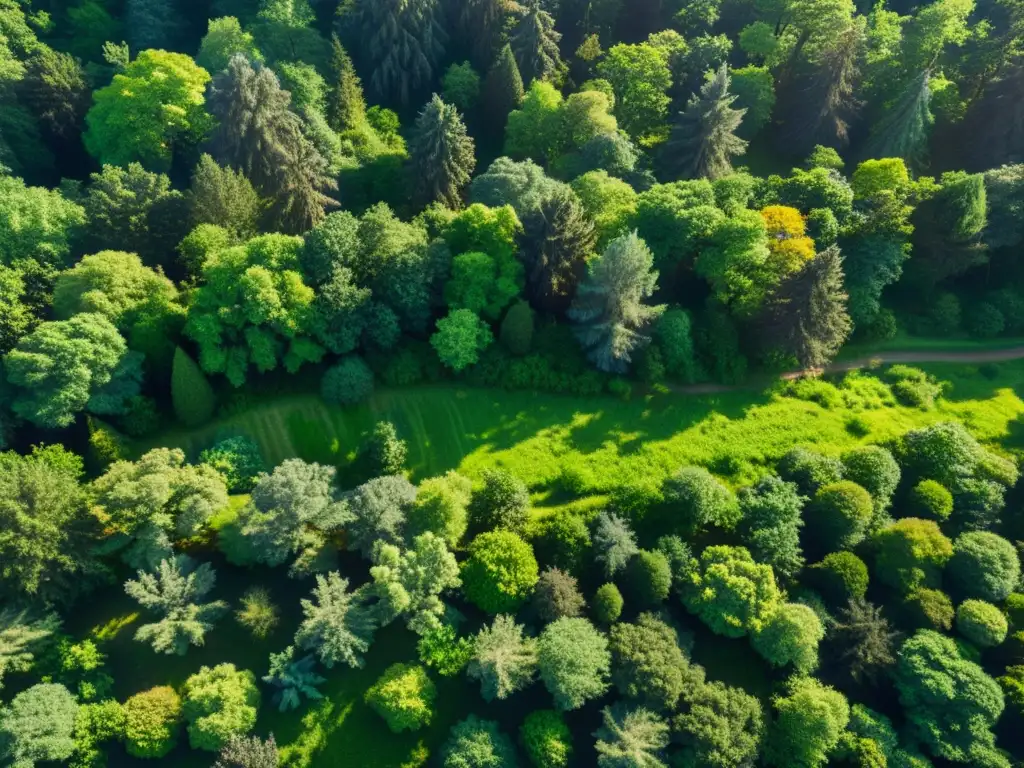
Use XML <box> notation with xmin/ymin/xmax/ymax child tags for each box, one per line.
<box><xmin>668</xmin><ymin>346</ymin><xmax>1024</xmax><ymax>395</ymax></box>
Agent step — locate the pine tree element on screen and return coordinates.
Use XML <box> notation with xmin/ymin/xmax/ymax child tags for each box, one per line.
<box><xmin>294</xmin><ymin>572</ymin><xmax>379</xmax><ymax>669</ymax></box>
<box><xmin>410</xmin><ymin>95</ymin><xmax>476</xmax><ymax>208</ymax></box>
<box><xmin>665</xmin><ymin>65</ymin><xmax>747</xmax><ymax>181</ymax></box>
<box><xmin>510</xmin><ymin>2</ymin><xmax>563</xmax><ymax>86</ymax></box>
<box><xmin>863</xmin><ymin>71</ymin><xmax>933</xmax><ymax>170</ymax></box>
<box><xmin>762</xmin><ymin>246</ymin><xmax>852</xmax><ymax>370</ymax></box>
<box><xmin>568</xmin><ymin>231</ymin><xmax>666</xmax><ymax>373</ymax></box>
<box><xmin>273</xmin><ymin>136</ymin><xmax>339</xmax><ymax>234</ymax></box>
<box><xmin>327</xmin><ymin>35</ymin><xmax>366</xmax><ymax>133</ymax></box>
<box><xmin>458</xmin><ymin>0</ymin><xmax>512</xmax><ymax>67</ymax></box>
<box><xmin>356</xmin><ymin>0</ymin><xmax>448</xmax><ymax>106</ymax></box>
<box><xmin>171</xmin><ymin>347</ymin><xmax>216</xmax><ymax>427</ymax></box>
<box><xmin>483</xmin><ymin>44</ymin><xmax>525</xmax><ymax>135</ymax></box>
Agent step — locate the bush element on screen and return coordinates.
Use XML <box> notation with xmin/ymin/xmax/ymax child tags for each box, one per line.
<box><xmin>907</xmin><ymin>480</ymin><xmax>953</xmax><ymax>522</ymax></box>
<box><xmin>966</xmin><ymin>302</ymin><xmax>1006</xmax><ymax>338</ymax></box>
<box><xmin>778</xmin><ymin>447</ymin><xmax>843</xmax><ymax>495</ymax></box>
<box><xmin>656</xmin><ymin>308</ymin><xmax>698</xmax><ymax>382</ymax></box>
<box><xmin>364</xmin><ymin>663</ymin><xmax>436</xmax><ymax>733</ymax></box>
<box><xmin>946</xmin><ymin>531</ymin><xmax>1020</xmax><ymax>602</ymax></box>
<box><xmin>593</xmin><ymin>583</ymin><xmax>623</xmax><ymax>624</ymax></box>
<box><xmin>321</xmin><ymin>356</ymin><xmax>374</xmax><ymax>405</ymax></box>
<box><xmin>366</xmin><ymin>421</ymin><xmax>407</xmax><ymax>475</ymax></box>
<box><xmin>500</xmin><ymin>300</ymin><xmax>534</xmax><ymax>355</ymax></box>
<box><xmin>520</xmin><ymin>709</ymin><xmax>572</xmax><ymax>768</ymax></box>
<box><xmin>625</xmin><ymin>550</ymin><xmax>672</xmax><ymax>607</ymax></box>
<box><xmin>182</xmin><ymin>664</ymin><xmax>260</xmax><ymax>751</ymax></box>
<box><xmin>200</xmin><ymin>436</ymin><xmax>265</xmax><ymax>493</ymax></box>
<box><xmin>431</xmin><ymin>309</ymin><xmax>493</xmax><ymax>371</ymax></box>
<box><xmin>235</xmin><ymin>587</ymin><xmax>279</xmax><ymax>639</ymax></box>
<box><xmin>533</xmin><ymin>568</ymin><xmax>586</xmax><ymax>623</ymax></box>
<box><xmin>957</xmin><ymin>600</ymin><xmax>1008</xmax><ymax>648</ymax></box>
<box><xmin>885</xmin><ymin>365</ymin><xmax>943</xmax><ymax>409</ymax></box>
<box><xmin>171</xmin><ymin>347</ymin><xmax>215</xmax><ymax>427</ymax></box>
<box><xmin>442</xmin><ymin>716</ymin><xmax>518</xmax><ymax>768</ymax></box>
<box><xmin>662</xmin><ymin>466</ymin><xmax>741</xmax><ymax>534</ymax></box>
<box><xmin>807</xmin><ymin>481</ymin><xmax>874</xmax><ymax>553</ymax></box>
<box><xmin>417</xmin><ymin>625</ymin><xmax>473</xmax><ymax>677</ymax></box>
<box><xmin>461</xmin><ymin>531</ymin><xmax>539</xmax><ymax>613</ymax></box>
<box><xmin>808</xmin><ymin>552</ymin><xmax>869</xmax><ymax>606</ymax></box>
<box><xmin>123</xmin><ymin>686</ymin><xmax>182</xmax><ymax>759</ymax></box>
<box><xmin>901</xmin><ymin>588</ymin><xmax>954</xmax><ymax>631</ymax></box>
<box><xmin>468</xmin><ymin>468</ymin><xmax>530</xmax><ymax>535</ymax></box>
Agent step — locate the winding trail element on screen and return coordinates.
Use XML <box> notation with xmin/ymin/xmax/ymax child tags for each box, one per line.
<box><xmin>669</xmin><ymin>345</ymin><xmax>1024</xmax><ymax>395</ymax></box>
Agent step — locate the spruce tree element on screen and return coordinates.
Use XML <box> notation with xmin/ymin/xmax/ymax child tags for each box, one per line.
<box><xmin>171</xmin><ymin>347</ymin><xmax>216</xmax><ymax>427</ymax></box>
<box><xmin>568</xmin><ymin>231</ymin><xmax>665</xmax><ymax>373</ymax></box>
<box><xmin>410</xmin><ymin>95</ymin><xmax>476</xmax><ymax>209</ymax></box>
<box><xmin>327</xmin><ymin>35</ymin><xmax>366</xmax><ymax>133</ymax></box>
<box><xmin>458</xmin><ymin>0</ymin><xmax>512</xmax><ymax>67</ymax></box>
<box><xmin>762</xmin><ymin>246</ymin><xmax>852</xmax><ymax>370</ymax></box>
<box><xmin>665</xmin><ymin>65</ymin><xmax>747</xmax><ymax>181</ymax></box>
<box><xmin>483</xmin><ymin>44</ymin><xmax>525</xmax><ymax>135</ymax></box>
<box><xmin>356</xmin><ymin>0</ymin><xmax>448</xmax><ymax>106</ymax></box>
<box><xmin>273</xmin><ymin>136</ymin><xmax>339</xmax><ymax>234</ymax></box>
<box><xmin>863</xmin><ymin>71</ymin><xmax>932</xmax><ymax>170</ymax></box>
<box><xmin>510</xmin><ymin>2</ymin><xmax>563</xmax><ymax>86</ymax></box>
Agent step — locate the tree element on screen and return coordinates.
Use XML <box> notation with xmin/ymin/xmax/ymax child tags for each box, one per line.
<box><xmin>0</xmin><ymin>175</ymin><xmax>84</xmax><ymax>268</ymax></box>
<box><xmin>807</xmin><ymin>552</ymin><xmax>868</xmax><ymax>606</ymax></box>
<box><xmin>829</xmin><ymin>598</ymin><xmax>899</xmax><ymax>684</ymax></box>
<box><xmin>894</xmin><ymin>630</ymin><xmax>1005</xmax><ymax>764</ymax></box>
<box><xmin>863</xmin><ymin>71</ymin><xmax>932</xmax><ymax>169</ymax></box>
<box><xmin>122</xmin><ymin>687</ymin><xmax>182</xmax><ymax>759</ymax></box>
<box><xmin>214</xmin><ymin>734</ymin><xmax>279</xmax><ymax>768</ymax></box>
<box><xmin>200</xmin><ymin>436</ymin><xmax>265</xmax><ymax>493</ymax></box>
<box><xmin>469</xmin><ymin>468</ymin><xmax>530</xmax><ymax>535</ymax></box>
<box><xmin>533</xmin><ymin>568</ymin><xmax>586</xmax><ymax>623</ymax></box>
<box><xmin>597</xmin><ymin>43</ymin><xmax>672</xmax><ymax>141</ymax></box>
<box><xmin>538</xmin><ymin>617</ymin><xmax>611</xmax><ymax>711</ymax></box>
<box><xmin>610</xmin><ymin>613</ymin><xmax>697</xmax><ymax>712</ymax></box>
<box><xmin>909</xmin><ymin>171</ymin><xmax>987</xmax><ymax>290</ymax></box>
<box><xmin>946</xmin><ymin>531</ymin><xmax>1020</xmax><ymax>603</ymax></box>
<box><xmin>84</xmin><ymin>50</ymin><xmax>213</xmax><ymax>171</ymax></box>
<box><xmin>431</xmin><ymin>308</ymin><xmax>495</xmax><ymax>373</ymax></box>
<box><xmin>197</xmin><ymin>16</ymin><xmax>262</xmax><ymax>74</ymax></box>
<box><xmin>569</xmin><ymin>231</ymin><xmax>665</xmax><ymax>373</ymax></box>
<box><xmin>510</xmin><ymin>2</ymin><xmax>563</xmax><ymax>86</ymax></box>
<box><xmin>467</xmin><ymin>614</ymin><xmax>539</xmax><ymax>701</ymax></box>
<box><xmin>182</xmin><ymin>664</ymin><xmax>260</xmax><ymax>752</ymax></box>
<box><xmin>907</xmin><ymin>479</ymin><xmax>953</xmax><ymax>521</ymax></box>
<box><xmin>626</xmin><ymin>551</ymin><xmax>672</xmax><ymax>607</ymax></box>
<box><xmin>593</xmin><ymin>705</ymin><xmax>670</xmax><ymax>768</ymax></box>
<box><xmin>364</xmin><ymin>421</ymin><xmax>407</xmax><ymax>476</ymax></box>
<box><xmin>765</xmin><ymin>676</ymin><xmax>849</xmax><ymax>768</ymax></box>
<box><xmin>124</xmin><ymin>556</ymin><xmax>229</xmax><ymax>655</ymax></box>
<box><xmin>673</xmin><ymin>680</ymin><xmax>764</xmax><ymax>768</ymax></box>
<box><xmin>0</xmin><ymin>683</ymin><xmax>77</xmax><ymax>768</ymax></box>
<box><xmin>5</xmin><ymin>313</ymin><xmax>140</xmax><ymax>428</ymax></box>
<box><xmin>594</xmin><ymin>583</ymin><xmax>624</xmax><ymax>624</ymax></box>
<box><xmin>737</xmin><ymin>475</ymin><xmax>805</xmax><ymax>581</ymax></box>
<box><xmin>187</xmin><ymin>154</ymin><xmax>262</xmax><ymax>240</ymax></box>
<box><xmin>462</xmin><ymin>531</ymin><xmax>539</xmax><ymax>614</ymax></box>
<box><xmin>370</xmin><ymin>533</ymin><xmax>461</xmax><ymax>635</ymax></box>
<box><xmin>409</xmin><ymin>472</ymin><xmax>472</xmax><ymax>547</ymax></box>
<box><xmin>0</xmin><ymin>446</ymin><xmax>101</xmax><ymax>605</ymax></box>
<box><xmin>957</xmin><ymin>600</ymin><xmax>1008</xmax><ymax>648</ymax></box>
<box><xmin>571</xmin><ymin>171</ymin><xmax>638</xmax><ymax>247</ymax></box>
<box><xmin>665</xmin><ymin>65</ymin><xmax>747</xmax><ymax>181</ymax></box>
<box><xmin>762</xmin><ymin>246</ymin><xmax>852</xmax><ymax>370</ymax></box>
<box><xmin>321</xmin><ymin>356</ymin><xmax>374</xmax><ymax>406</ymax></box>
<box><xmin>327</xmin><ymin>35</ymin><xmax>365</xmax><ymax>132</ymax></box>
<box><xmin>171</xmin><ymin>346</ymin><xmax>216</xmax><ymax>427</ymax></box>
<box><xmin>731</xmin><ymin>66</ymin><xmax>775</xmax><ymax>139</ymax></box>
<box><xmin>505</xmin><ymin>81</ymin><xmax>568</xmax><ymax>164</ymax></box>
<box><xmin>872</xmin><ymin>518</ymin><xmax>952</xmax><ymax>592</ymax></box>
<box><xmin>663</xmin><ymin>466</ymin><xmax>741</xmax><ymax>535</ymax></box>
<box><xmin>443</xmin><ymin>62</ymin><xmax>481</xmax><ymax>113</ymax></box>
<box><xmin>681</xmin><ymin>545</ymin><xmax>782</xmax><ymax>638</ymax></box>
<box><xmin>0</xmin><ymin>609</ymin><xmax>59</xmax><ymax>690</ymax></box>
<box><xmin>442</xmin><ymin>716</ymin><xmax>518</xmax><ymax>768</ymax></box>
<box><xmin>126</xmin><ymin>0</ymin><xmax>182</xmax><ymax>50</ymax></box>
<box><xmin>521</xmin><ymin>709</ymin><xmax>572</xmax><ymax>768</ymax></box>
<box><xmin>841</xmin><ymin>445</ymin><xmax>900</xmax><ymax>513</ymax></box>
<box><xmin>752</xmin><ymin>603</ymin><xmax>824</xmax><ymax>673</ymax></box>
<box><xmin>345</xmin><ymin>474</ymin><xmax>415</xmax><ymax>558</ymax></box>
<box><xmin>354</xmin><ymin>0</ymin><xmax>447</xmax><ymax>106</ymax></box>
<box><xmin>443</xmin><ymin>203</ymin><xmax>524</xmax><ymax>321</ymax></box>
<box><xmin>592</xmin><ymin>511</ymin><xmax>639</xmax><ymax>578</ymax></box>
<box><xmin>777</xmin><ymin>447</ymin><xmax>843</xmax><ymax>496</ymax></box>
<box><xmin>294</xmin><ymin>572</ymin><xmax>379</xmax><ymax>669</ymax></box>
<box><xmin>805</xmin><ymin>480</ymin><xmax>873</xmax><ymax>554</ymax></box>
<box><xmin>410</xmin><ymin>95</ymin><xmax>475</xmax><ymax>208</ymax></box>
<box><xmin>483</xmin><ymin>44</ymin><xmax>525</xmax><ymax>134</ymax></box>
<box><xmin>365</xmin><ymin>663</ymin><xmax>435</xmax><ymax>733</ymax></box>
<box><xmin>18</xmin><ymin>47</ymin><xmax>89</xmax><ymax>141</ymax></box>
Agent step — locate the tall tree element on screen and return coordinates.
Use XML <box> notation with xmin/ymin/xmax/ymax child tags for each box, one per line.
<box><xmin>326</xmin><ymin>35</ymin><xmax>366</xmax><ymax>133</ymax></box>
<box><xmin>410</xmin><ymin>95</ymin><xmax>476</xmax><ymax>208</ymax></box>
<box><xmin>908</xmin><ymin>171</ymin><xmax>987</xmax><ymax>289</ymax></box>
<box><xmin>761</xmin><ymin>245</ymin><xmax>852</xmax><ymax>369</ymax></box>
<box><xmin>369</xmin><ymin>533</ymin><xmax>461</xmax><ymax>635</ymax></box>
<box><xmin>665</xmin><ymin>65</ymin><xmax>747</xmax><ymax>181</ymax></box>
<box><xmin>126</xmin><ymin>0</ymin><xmax>183</xmax><ymax>51</ymax></box>
<box><xmin>355</xmin><ymin>0</ymin><xmax>448</xmax><ymax>106</ymax></box>
<box><xmin>294</xmin><ymin>572</ymin><xmax>379</xmax><ymax>669</ymax></box>
<box><xmin>196</xmin><ymin>16</ymin><xmax>264</xmax><ymax>74</ymax></box>
<box><xmin>569</xmin><ymin>231</ymin><xmax>665</xmax><ymax>373</ymax></box>
<box><xmin>187</xmin><ymin>154</ymin><xmax>262</xmax><ymax>239</ymax></box>
<box><xmin>18</xmin><ymin>48</ymin><xmax>89</xmax><ymax>141</ymax></box>
<box><xmin>483</xmin><ymin>44</ymin><xmax>525</xmax><ymax>135</ymax></box>
<box><xmin>457</xmin><ymin>0</ymin><xmax>513</xmax><ymax>67</ymax></box>
<box><xmin>863</xmin><ymin>71</ymin><xmax>933</xmax><ymax>170</ymax></box>
<box><xmin>510</xmin><ymin>1</ymin><xmax>563</xmax><ymax>86</ymax></box>
<box><xmin>0</xmin><ymin>609</ymin><xmax>60</xmax><ymax>690</ymax></box>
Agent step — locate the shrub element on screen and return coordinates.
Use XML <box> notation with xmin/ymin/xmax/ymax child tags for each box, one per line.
<box><xmin>461</xmin><ymin>531</ymin><xmax>539</xmax><ymax>614</ymax></box>
<box><xmin>235</xmin><ymin>587</ymin><xmax>279</xmax><ymax>639</ymax></box>
<box><xmin>808</xmin><ymin>552</ymin><xmax>869</xmax><ymax>606</ymax></box>
<box><xmin>321</xmin><ymin>356</ymin><xmax>374</xmax><ymax>405</ymax></box>
<box><xmin>468</xmin><ymin>468</ymin><xmax>530</xmax><ymax>534</ymax></box>
<box><xmin>807</xmin><ymin>481</ymin><xmax>874</xmax><ymax>553</ymax></box>
<box><xmin>593</xmin><ymin>583</ymin><xmax>623</xmax><ymax>624</ymax></box>
<box><xmin>885</xmin><ymin>365</ymin><xmax>942</xmax><ymax>409</ymax></box>
<box><xmin>442</xmin><ymin>716</ymin><xmax>518</xmax><ymax>768</ymax></box>
<box><xmin>957</xmin><ymin>600</ymin><xmax>1008</xmax><ymax>648</ymax></box>
<box><xmin>662</xmin><ymin>466</ymin><xmax>741</xmax><ymax>534</ymax></box>
<box><xmin>123</xmin><ymin>686</ymin><xmax>182</xmax><ymax>759</ymax></box>
<box><xmin>365</xmin><ymin>421</ymin><xmax>407</xmax><ymax>475</ymax></box>
<box><xmin>966</xmin><ymin>302</ymin><xmax>1006</xmax><ymax>338</ymax></box>
<box><xmin>171</xmin><ymin>347</ymin><xmax>215</xmax><ymax>427</ymax></box>
<box><xmin>778</xmin><ymin>447</ymin><xmax>843</xmax><ymax>495</ymax></box>
<box><xmin>200</xmin><ymin>436</ymin><xmax>265</xmax><ymax>493</ymax></box>
<box><xmin>182</xmin><ymin>664</ymin><xmax>260</xmax><ymax>751</ymax></box>
<box><xmin>946</xmin><ymin>531</ymin><xmax>1020</xmax><ymax>602</ymax></box>
<box><xmin>520</xmin><ymin>709</ymin><xmax>572</xmax><ymax>768</ymax></box>
<box><xmin>86</xmin><ymin>417</ymin><xmax>127</xmax><ymax>470</ymax></box>
<box><xmin>841</xmin><ymin>445</ymin><xmax>900</xmax><ymax>512</ymax></box>
<box><xmin>500</xmin><ymin>300</ymin><xmax>534</xmax><ymax>355</ymax></box>
<box><xmin>364</xmin><ymin>663</ymin><xmax>436</xmax><ymax>733</ymax></box>
<box><xmin>907</xmin><ymin>480</ymin><xmax>953</xmax><ymax>522</ymax></box>
<box><xmin>873</xmin><ymin>518</ymin><xmax>953</xmax><ymax>592</ymax></box>
<box><xmin>533</xmin><ymin>568</ymin><xmax>586</xmax><ymax>623</ymax></box>
<box><xmin>625</xmin><ymin>550</ymin><xmax>671</xmax><ymax>607</ymax></box>
<box><xmin>902</xmin><ymin>588</ymin><xmax>954</xmax><ymax>631</ymax></box>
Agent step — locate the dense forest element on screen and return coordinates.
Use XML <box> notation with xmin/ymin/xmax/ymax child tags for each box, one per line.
<box><xmin>5</xmin><ymin>0</ymin><xmax>1024</xmax><ymax>765</ymax></box>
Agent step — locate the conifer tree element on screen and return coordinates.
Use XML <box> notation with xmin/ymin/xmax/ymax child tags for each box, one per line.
<box><xmin>665</xmin><ymin>65</ymin><xmax>747</xmax><ymax>181</ymax></box>
<box><xmin>569</xmin><ymin>231</ymin><xmax>665</xmax><ymax>373</ymax></box>
<box><xmin>410</xmin><ymin>95</ymin><xmax>476</xmax><ymax>209</ymax></box>
<box><xmin>762</xmin><ymin>246</ymin><xmax>852</xmax><ymax>369</ymax></box>
<box><xmin>863</xmin><ymin>71</ymin><xmax>933</xmax><ymax>170</ymax></box>
<box><xmin>510</xmin><ymin>2</ymin><xmax>563</xmax><ymax>86</ymax></box>
<box><xmin>483</xmin><ymin>44</ymin><xmax>525</xmax><ymax>135</ymax></box>
<box><xmin>126</xmin><ymin>0</ymin><xmax>183</xmax><ymax>51</ymax></box>
<box><xmin>171</xmin><ymin>347</ymin><xmax>216</xmax><ymax>428</ymax></box>
<box><xmin>458</xmin><ymin>0</ymin><xmax>513</xmax><ymax>67</ymax></box>
<box><xmin>326</xmin><ymin>35</ymin><xmax>366</xmax><ymax>133</ymax></box>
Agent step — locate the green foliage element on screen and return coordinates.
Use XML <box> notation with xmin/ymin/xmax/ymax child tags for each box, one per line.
<box><xmin>752</xmin><ymin>603</ymin><xmax>824</xmax><ymax>674</ymax></box>
<box><xmin>0</xmin><ymin>683</ymin><xmax>77</xmax><ymax>768</ymax></box>
<box><xmin>197</xmin><ymin>17</ymin><xmax>262</xmax><ymax>74</ymax></box>
<box><xmin>957</xmin><ymin>600</ymin><xmax>1008</xmax><ymax>648</ymax></box>
<box><xmin>462</xmin><ymin>531</ymin><xmax>538</xmax><ymax>614</ymax></box>
<box><xmin>171</xmin><ymin>347</ymin><xmax>216</xmax><ymax>428</ymax></box>
<box><xmin>510</xmin><ymin>2</ymin><xmax>563</xmax><ymax>86</ymax></box>
<box><xmin>902</xmin><ymin>587</ymin><xmax>954</xmax><ymax>631</ymax></box>
<box><xmin>663</xmin><ymin>465</ymin><xmax>740</xmax><ymax>534</ymax></box>
<box><xmin>682</xmin><ymin>545</ymin><xmax>782</xmax><ymax>638</ymax></box>
<box><xmin>321</xmin><ymin>356</ymin><xmax>374</xmax><ymax>406</ymax></box>
<box><xmin>442</xmin><ymin>715</ymin><xmax>518</xmax><ymax>768</ymax></box>
<box><xmin>808</xmin><ymin>552</ymin><xmax>868</xmax><ymax>606</ymax></box>
<box><xmin>345</xmin><ymin>474</ymin><xmax>415</xmax><ymax>558</ymax></box>
<box><xmin>807</xmin><ymin>481</ymin><xmax>873</xmax><ymax>554</ymax></box>
<box><xmin>625</xmin><ymin>550</ymin><xmax>672</xmax><ymax>607</ymax></box>
<box><xmin>366</xmin><ymin>421</ymin><xmax>407</xmax><ymax>476</ymax></box>
<box><xmin>294</xmin><ymin>572</ymin><xmax>378</xmax><ymax>669</ymax></box>
<box><xmin>200</xmin><ymin>436</ymin><xmax>264</xmax><ymax>493</ymax></box>
<box><xmin>593</xmin><ymin>704</ymin><xmax>670</xmax><ymax>767</ymax></box>
<box><xmin>234</xmin><ymin>587</ymin><xmax>279</xmax><ymax>640</ymax></box>
<box><xmin>416</xmin><ymin>624</ymin><xmax>472</xmax><ymax>677</ymax></box>
<box><xmin>409</xmin><ymin>471</ymin><xmax>471</xmax><ymax>547</ymax></box>
<box><xmin>533</xmin><ymin>568</ymin><xmax>586</xmax><ymax>623</ymax></box>
<box><xmin>469</xmin><ymin>468</ymin><xmax>530</xmax><ymax>535</ymax></box>
<box><xmin>431</xmin><ymin>309</ymin><xmax>493</xmax><ymax>372</ymax></box>
<box><xmin>538</xmin><ymin>617</ymin><xmax>610</xmax><ymax>711</ymax></box>
<box><xmin>521</xmin><ymin>709</ymin><xmax>572</xmax><ymax>768</ymax></box>
<box><xmin>262</xmin><ymin>647</ymin><xmax>324</xmax><ymax>712</ymax></box>
<box><xmin>0</xmin><ymin>175</ymin><xmax>84</xmax><ymax>268</ymax></box>
<box><xmin>213</xmin><ymin>734</ymin><xmax>279</xmax><ymax>768</ymax></box>
<box><xmin>592</xmin><ymin>511</ymin><xmax>639</xmax><ymax>579</ymax></box>
<box><xmin>0</xmin><ymin>609</ymin><xmax>59</xmax><ymax>691</ymax></box>
<box><xmin>841</xmin><ymin>445</ymin><xmax>900</xmax><ymax>513</ymax></box>
<box><xmin>731</xmin><ymin>66</ymin><xmax>775</xmax><ymax>137</ymax></box>
<box><xmin>369</xmin><ymin>532</ymin><xmax>461</xmax><ymax>635</ymax></box>
<box><xmin>908</xmin><ymin>479</ymin><xmax>953</xmax><ymax>522</ymax></box>
<box><xmin>483</xmin><ymin>44</ymin><xmax>525</xmax><ymax>132</ymax></box>
<box><xmin>673</xmin><ymin>679</ymin><xmax>765</xmax><ymax>768</ymax></box>
<box><xmin>765</xmin><ymin>676</ymin><xmax>849</xmax><ymax>768</ymax></box>
<box><xmin>72</xmin><ymin>699</ymin><xmax>126</xmax><ymax>768</ymax></box>
<box><xmin>947</xmin><ymin>531</ymin><xmax>1020</xmax><ymax>602</ymax></box>
<box><xmin>123</xmin><ymin>686</ymin><xmax>182</xmax><ymax>759</ymax></box>
<box><xmin>187</xmin><ymin>154</ymin><xmax>262</xmax><ymax>241</ymax></box>
<box><xmin>737</xmin><ymin>475</ymin><xmax>805</xmax><ymax>581</ymax></box>
<box><xmin>182</xmin><ymin>663</ymin><xmax>259</xmax><ymax>751</ymax></box>
<box><xmin>467</xmin><ymin>614</ymin><xmax>538</xmax><ymax>702</ymax></box>
<box><xmin>597</xmin><ymin>43</ymin><xmax>672</xmax><ymax>140</ymax></box>
<box><xmin>594</xmin><ymin>583</ymin><xmax>624</xmax><ymax>624</ymax></box>
<box><xmin>442</xmin><ymin>62</ymin><xmax>480</xmax><ymax>112</ymax></box>
<box><xmin>666</xmin><ymin>65</ymin><xmax>747</xmax><ymax>181</ymax></box>
<box><xmin>501</xmin><ymin>300</ymin><xmax>534</xmax><ymax>356</ymax></box>
<box><xmin>610</xmin><ymin>613</ymin><xmax>697</xmax><ymax>712</ymax></box>
<box><xmin>410</xmin><ymin>95</ymin><xmax>476</xmax><ymax>208</ymax></box>
<box><xmin>873</xmin><ymin>518</ymin><xmax>952</xmax><ymax>592</ymax></box>
<box><xmin>364</xmin><ymin>663</ymin><xmax>436</xmax><ymax>733</ymax></box>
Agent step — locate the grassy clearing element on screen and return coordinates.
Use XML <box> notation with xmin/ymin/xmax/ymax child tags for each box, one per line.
<box><xmin>839</xmin><ymin>331</ymin><xmax>1024</xmax><ymax>357</ymax></box>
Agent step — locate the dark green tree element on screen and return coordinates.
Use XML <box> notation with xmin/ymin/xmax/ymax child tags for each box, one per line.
<box><xmin>828</xmin><ymin>598</ymin><xmax>900</xmax><ymax>685</ymax></box>
<box><xmin>510</xmin><ymin>2</ymin><xmax>563</xmax><ymax>86</ymax></box>
<box><xmin>737</xmin><ymin>475</ymin><xmax>805</xmax><ymax>580</ymax></box>
<box><xmin>908</xmin><ymin>171</ymin><xmax>987</xmax><ymax>289</ymax></box>
<box><xmin>483</xmin><ymin>44</ymin><xmax>525</xmax><ymax>135</ymax></box>
<box><xmin>665</xmin><ymin>65</ymin><xmax>747</xmax><ymax>181</ymax></box>
<box><xmin>171</xmin><ymin>347</ymin><xmax>216</xmax><ymax>428</ymax></box>
<box><xmin>410</xmin><ymin>95</ymin><xmax>476</xmax><ymax>209</ymax></box>
<box><xmin>326</xmin><ymin>35</ymin><xmax>366</xmax><ymax>133</ymax></box>
<box><xmin>187</xmin><ymin>154</ymin><xmax>262</xmax><ymax>240</ymax></box>
<box><xmin>863</xmin><ymin>71</ymin><xmax>932</xmax><ymax>170</ymax></box>
<box><xmin>18</xmin><ymin>47</ymin><xmax>89</xmax><ymax>141</ymax></box>
<box><xmin>126</xmin><ymin>0</ymin><xmax>182</xmax><ymax>51</ymax></box>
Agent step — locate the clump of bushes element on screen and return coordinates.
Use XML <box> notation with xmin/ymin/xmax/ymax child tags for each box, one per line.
<box><xmin>884</xmin><ymin>366</ymin><xmax>943</xmax><ymax>409</ymax></box>
<box><xmin>364</xmin><ymin>663</ymin><xmax>436</xmax><ymax>733</ymax></box>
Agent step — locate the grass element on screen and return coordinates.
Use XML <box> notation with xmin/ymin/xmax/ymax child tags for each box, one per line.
<box><xmin>839</xmin><ymin>330</ymin><xmax>1024</xmax><ymax>357</ymax></box>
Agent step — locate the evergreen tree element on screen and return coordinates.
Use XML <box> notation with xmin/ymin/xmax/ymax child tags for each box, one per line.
<box><xmin>569</xmin><ymin>231</ymin><xmax>665</xmax><ymax>373</ymax></box>
<box><xmin>187</xmin><ymin>154</ymin><xmax>262</xmax><ymax>240</ymax></box>
<box><xmin>126</xmin><ymin>0</ymin><xmax>183</xmax><ymax>51</ymax></box>
<box><xmin>355</xmin><ymin>0</ymin><xmax>448</xmax><ymax>106</ymax></box>
<box><xmin>484</xmin><ymin>44</ymin><xmax>525</xmax><ymax>135</ymax></box>
<box><xmin>171</xmin><ymin>347</ymin><xmax>216</xmax><ymax>428</ymax></box>
<box><xmin>410</xmin><ymin>95</ymin><xmax>476</xmax><ymax>209</ymax></box>
<box><xmin>510</xmin><ymin>2</ymin><xmax>563</xmax><ymax>86</ymax></box>
<box><xmin>273</xmin><ymin>135</ymin><xmax>339</xmax><ymax>234</ymax></box>
<box><xmin>0</xmin><ymin>609</ymin><xmax>60</xmax><ymax>690</ymax></box>
<box><xmin>863</xmin><ymin>71</ymin><xmax>933</xmax><ymax>170</ymax></box>
<box><xmin>457</xmin><ymin>0</ymin><xmax>512</xmax><ymax>67</ymax></box>
<box><xmin>665</xmin><ymin>65</ymin><xmax>747</xmax><ymax>181</ymax></box>
<box><xmin>909</xmin><ymin>171</ymin><xmax>988</xmax><ymax>289</ymax></box>
<box><xmin>294</xmin><ymin>572</ymin><xmax>379</xmax><ymax>669</ymax></box>
<box><xmin>326</xmin><ymin>35</ymin><xmax>366</xmax><ymax>133</ymax></box>
<box><xmin>762</xmin><ymin>246</ymin><xmax>852</xmax><ymax>369</ymax></box>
